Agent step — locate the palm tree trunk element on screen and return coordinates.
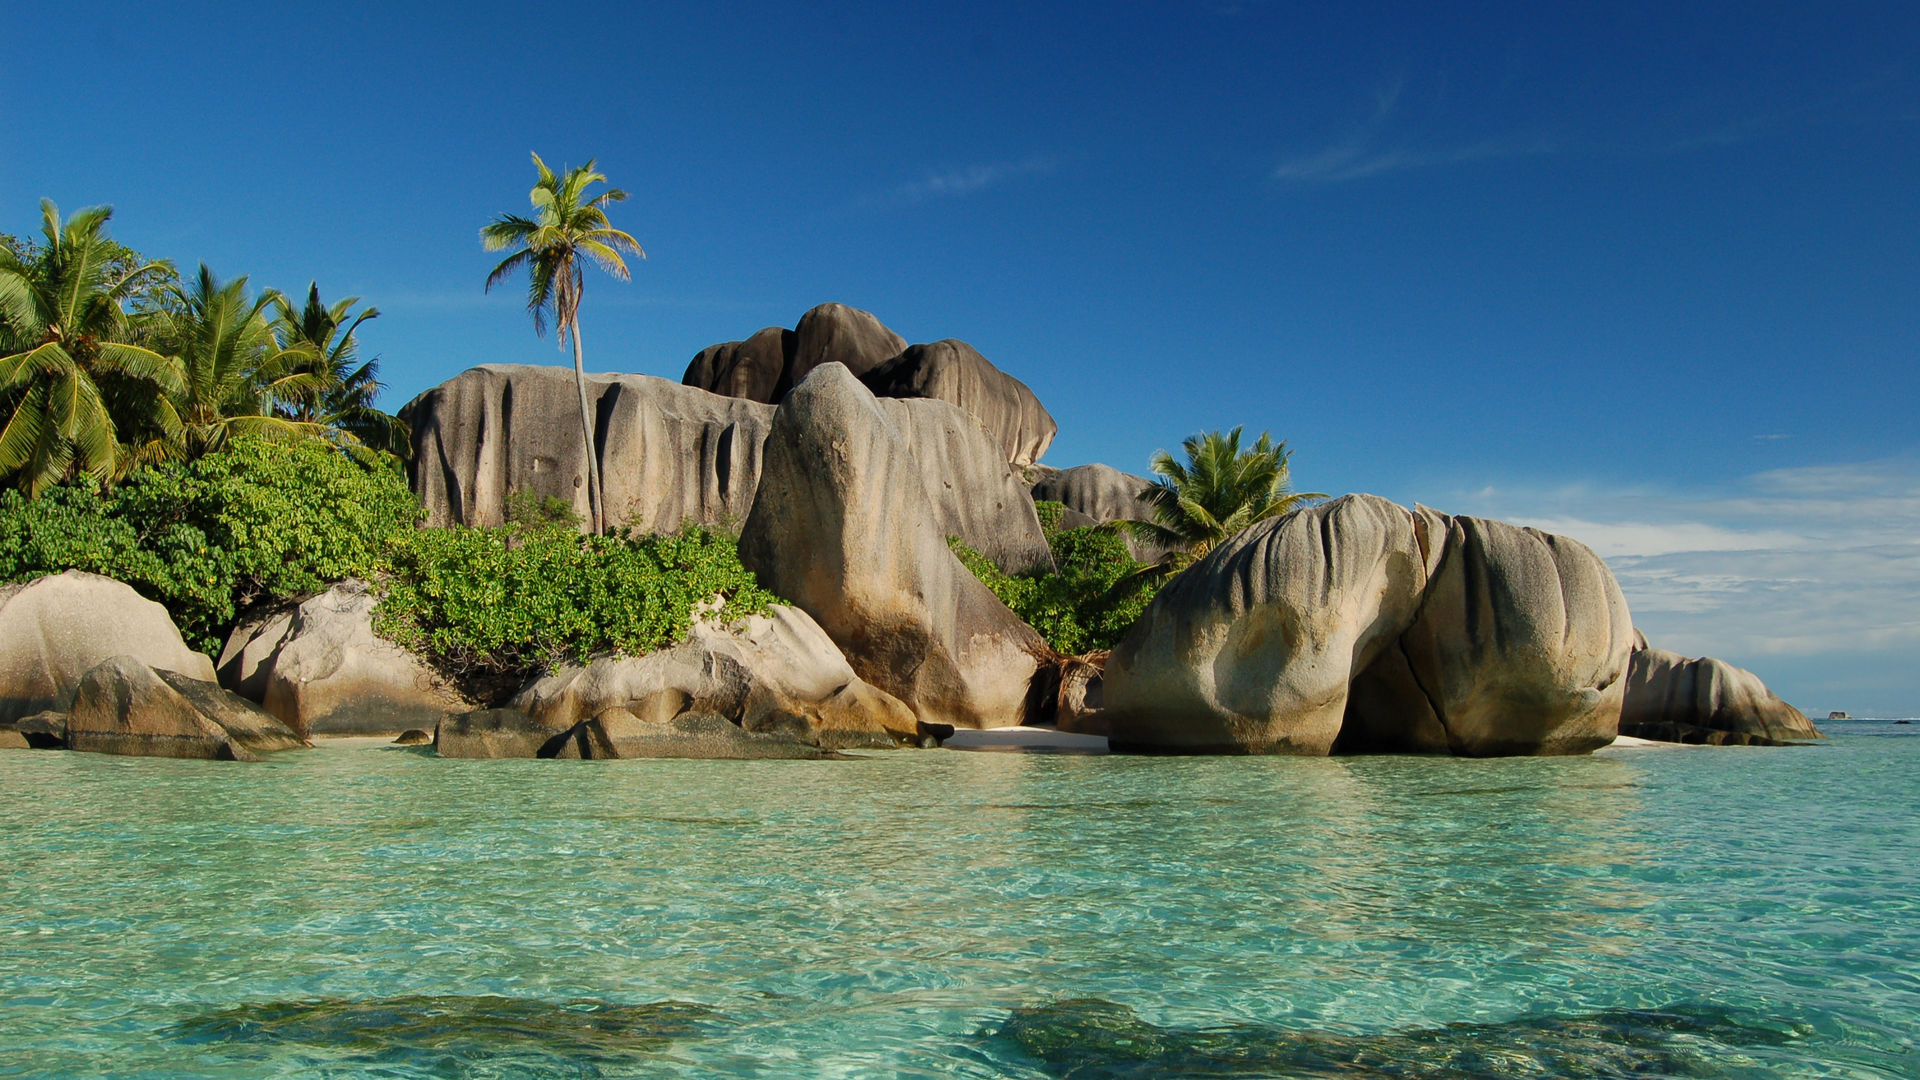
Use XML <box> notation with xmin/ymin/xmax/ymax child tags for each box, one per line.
<box><xmin>568</xmin><ymin>321</ymin><xmax>605</xmax><ymax>535</ymax></box>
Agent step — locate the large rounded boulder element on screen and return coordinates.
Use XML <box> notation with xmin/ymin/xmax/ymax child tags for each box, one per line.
<box><xmin>1028</xmin><ymin>462</ymin><xmax>1173</xmax><ymax>563</ymax></box>
<box><xmin>861</xmin><ymin>339</ymin><xmax>1057</xmax><ymax>467</ymax></box>
<box><xmin>1620</xmin><ymin>647</ymin><xmax>1823</xmax><ymax>745</ymax></box>
<box><xmin>65</xmin><ymin>655</ymin><xmax>304</xmax><ymax>761</ymax></box>
<box><xmin>680</xmin><ymin>326</ymin><xmax>794</xmax><ymax>404</ymax></box>
<box><xmin>218</xmin><ymin>582</ymin><xmax>472</xmax><ymax>737</ymax></box>
<box><xmin>739</xmin><ymin>364</ymin><xmax>1053</xmax><ymax>729</ymax></box>
<box><xmin>0</xmin><ymin>572</ymin><xmax>216</xmax><ymax>725</ymax></box>
<box><xmin>1102</xmin><ymin>495</ymin><xmax>1443</xmax><ymax>753</ymax></box>
<box><xmin>786</xmin><ymin>302</ymin><xmax>908</xmax><ymax>391</ymax></box>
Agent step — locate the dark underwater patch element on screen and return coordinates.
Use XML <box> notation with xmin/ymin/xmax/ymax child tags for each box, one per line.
<box><xmin>167</xmin><ymin>994</ymin><xmax>723</xmax><ymax>1074</ymax></box>
<box><xmin>984</xmin><ymin>997</ymin><xmax>1811</xmax><ymax>1079</ymax></box>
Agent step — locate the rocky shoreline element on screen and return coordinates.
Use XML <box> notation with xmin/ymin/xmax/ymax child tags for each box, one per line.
<box><xmin>0</xmin><ymin>303</ymin><xmax>1823</xmax><ymax>762</ymax></box>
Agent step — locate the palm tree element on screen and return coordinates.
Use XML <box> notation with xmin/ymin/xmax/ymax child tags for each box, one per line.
<box><xmin>0</xmin><ymin>200</ymin><xmax>182</xmax><ymax>493</ymax></box>
<box><xmin>1125</xmin><ymin>426</ymin><xmax>1325</xmax><ymax>577</ymax></box>
<box><xmin>481</xmin><ymin>152</ymin><xmax>645</xmax><ymax>534</ymax></box>
<box><xmin>272</xmin><ymin>283</ymin><xmax>408</xmax><ymax>458</ymax></box>
<box><xmin>158</xmin><ymin>265</ymin><xmax>324</xmax><ymax>457</ymax></box>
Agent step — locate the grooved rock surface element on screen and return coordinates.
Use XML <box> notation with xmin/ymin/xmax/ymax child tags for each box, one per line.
<box><xmin>65</xmin><ymin>656</ymin><xmax>304</xmax><ymax>761</ymax></box>
<box><xmin>1621</xmin><ymin>647</ymin><xmax>1824</xmax><ymax>745</ymax></box>
<box><xmin>0</xmin><ymin>572</ymin><xmax>216</xmax><ymax>725</ymax></box>
<box><xmin>861</xmin><ymin>340</ymin><xmax>1057</xmax><ymax>467</ymax></box>
<box><xmin>1104</xmin><ymin>496</ymin><xmax>1636</xmax><ymax>756</ymax></box>
<box><xmin>786</xmin><ymin>302</ymin><xmax>908</xmax><ymax>391</ymax></box>
<box><xmin>740</xmin><ymin>364</ymin><xmax>1053</xmax><ymax>729</ymax></box>
<box><xmin>1103</xmin><ymin>495</ymin><xmax>1443</xmax><ymax>753</ymax></box>
<box><xmin>512</xmin><ymin>605</ymin><xmax>918</xmax><ymax>752</ymax></box>
<box><xmin>873</xmin><ymin>395</ymin><xmax>1055</xmax><ymax>575</ymax></box>
<box><xmin>1349</xmin><ymin>513</ymin><xmax>1633</xmax><ymax>756</ymax></box>
<box><xmin>1027</xmin><ymin>463</ymin><xmax>1173</xmax><ymax>563</ymax></box>
<box><xmin>680</xmin><ymin>326</ymin><xmax>793</xmax><ymax>404</ymax></box>
<box><xmin>217</xmin><ymin>582</ymin><xmax>471</xmax><ymax>737</ymax></box>
<box><xmin>401</xmin><ymin>364</ymin><xmax>774</xmax><ymax>534</ymax></box>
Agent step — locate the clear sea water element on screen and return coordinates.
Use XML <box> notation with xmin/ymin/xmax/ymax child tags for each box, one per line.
<box><xmin>2</xmin><ymin>721</ymin><xmax>1915</xmax><ymax>1079</ymax></box>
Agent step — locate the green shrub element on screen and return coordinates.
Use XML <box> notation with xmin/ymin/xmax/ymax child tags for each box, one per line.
<box><xmin>375</xmin><ymin>522</ymin><xmax>777</xmax><ymax>678</ymax></box>
<box><xmin>0</xmin><ymin>436</ymin><xmax>419</xmax><ymax>652</ymax></box>
<box><xmin>952</xmin><ymin>501</ymin><xmax>1159</xmax><ymax>655</ymax></box>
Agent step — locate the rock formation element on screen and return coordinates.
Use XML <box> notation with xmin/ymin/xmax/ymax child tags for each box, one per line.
<box><xmin>787</xmin><ymin>302</ymin><xmax>908</xmax><ymax>391</ymax></box>
<box><xmin>1027</xmin><ymin>462</ymin><xmax>1173</xmax><ymax>563</ymax></box>
<box><xmin>0</xmin><ymin>572</ymin><xmax>216</xmax><ymax>725</ymax></box>
<box><xmin>1621</xmin><ymin>647</ymin><xmax>1824</xmax><ymax>745</ymax></box>
<box><xmin>680</xmin><ymin>326</ymin><xmax>793</xmax><ymax>404</ymax></box>
<box><xmin>218</xmin><ymin>582</ymin><xmax>472</xmax><ymax>737</ymax></box>
<box><xmin>739</xmin><ymin>364</ymin><xmax>1054</xmax><ymax>729</ymax></box>
<box><xmin>433</xmin><ymin>708</ymin><xmax>558</xmax><ymax>759</ymax></box>
<box><xmin>64</xmin><ymin>656</ymin><xmax>304</xmax><ymax>761</ymax></box>
<box><xmin>1102</xmin><ymin>495</ymin><xmax>1635</xmax><ymax>756</ymax></box>
<box><xmin>861</xmin><ymin>340</ymin><xmax>1057</xmax><ymax>467</ymax></box>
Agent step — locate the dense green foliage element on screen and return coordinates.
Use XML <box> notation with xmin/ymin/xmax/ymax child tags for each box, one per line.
<box><xmin>1</xmin><ymin>200</ymin><xmax>407</xmax><ymax>493</ymax></box>
<box><xmin>376</xmin><ymin>521</ymin><xmax>776</xmax><ymax>677</ymax></box>
<box><xmin>952</xmin><ymin>502</ymin><xmax>1158</xmax><ymax>656</ymax></box>
<box><xmin>0</xmin><ymin>436</ymin><xmax>419</xmax><ymax>652</ymax></box>
<box><xmin>1129</xmin><ymin>426</ymin><xmax>1323</xmax><ymax>576</ymax></box>
<box><xmin>482</xmin><ymin>153</ymin><xmax>646</xmax><ymax>535</ymax></box>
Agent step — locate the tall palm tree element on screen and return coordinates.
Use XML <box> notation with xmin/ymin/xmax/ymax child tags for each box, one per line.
<box><xmin>272</xmin><ymin>283</ymin><xmax>408</xmax><ymax>458</ymax></box>
<box><xmin>481</xmin><ymin>152</ymin><xmax>645</xmax><ymax>534</ymax></box>
<box><xmin>159</xmin><ymin>265</ymin><xmax>324</xmax><ymax>457</ymax></box>
<box><xmin>0</xmin><ymin>200</ymin><xmax>182</xmax><ymax>494</ymax></box>
<box><xmin>1126</xmin><ymin>427</ymin><xmax>1325</xmax><ymax>577</ymax></box>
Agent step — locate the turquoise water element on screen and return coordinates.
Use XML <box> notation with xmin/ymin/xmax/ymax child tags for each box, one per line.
<box><xmin>2</xmin><ymin>723</ymin><xmax>1915</xmax><ymax>1078</ymax></box>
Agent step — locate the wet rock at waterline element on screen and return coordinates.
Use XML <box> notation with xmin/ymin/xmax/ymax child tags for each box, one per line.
<box><xmin>545</xmin><ymin>709</ymin><xmax>837</xmax><ymax>760</ymax></box>
<box><xmin>0</xmin><ymin>571</ymin><xmax>216</xmax><ymax>725</ymax></box>
<box><xmin>740</xmin><ymin>364</ymin><xmax>1054</xmax><ymax>729</ymax></box>
<box><xmin>64</xmin><ymin>656</ymin><xmax>304</xmax><ymax>761</ymax></box>
<box><xmin>432</xmin><ymin>708</ymin><xmax>559</xmax><ymax>759</ymax></box>
<box><xmin>1102</xmin><ymin>495</ymin><xmax>1636</xmax><ymax>756</ymax></box>
<box><xmin>218</xmin><ymin>582</ymin><xmax>471</xmax><ymax>737</ymax></box>
<box><xmin>391</xmin><ymin>729</ymin><xmax>433</xmax><ymax>746</ymax></box>
<box><xmin>861</xmin><ymin>339</ymin><xmax>1057</xmax><ymax>467</ymax></box>
<box><xmin>1622</xmin><ymin>647</ymin><xmax>1824</xmax><ymax>745</ymax></box>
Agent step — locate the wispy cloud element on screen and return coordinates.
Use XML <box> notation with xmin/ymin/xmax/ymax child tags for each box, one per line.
<box><xmin>1444</xmin><ymin>455</ymin><xmax>1920</xmax><ymax>711</ymax></box>
<box><xmin>890</xmin><ymin>156</ymin><xmax>1056</xmax><ymax>204</ymax></box>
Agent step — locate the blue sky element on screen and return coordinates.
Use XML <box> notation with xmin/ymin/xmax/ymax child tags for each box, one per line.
<box><xmin>5</xmin><ymin>1</ymin><xmax>1916</xmax><ymax>712</ymax></box>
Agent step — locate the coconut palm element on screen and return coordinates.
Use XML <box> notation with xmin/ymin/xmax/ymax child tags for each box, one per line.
<box><xmin>272</xmin><ymin>283</ymin><xmax>408</xmax><ymax>458</ymax></box>
<box><xmin>158</xmin><ymin>265</ymin><xmax>325</xmax><ymax>457</ymax></box>
<box><xmin>1125</xmin><ymin>426</ymin><xmax>1325</xmax><ymax>577</ymax></box>
<box><xmin>0</xmin><ymin>201</ymin><xmax>182</xmax><ymax>494</ymax></box>
<box><xmin>481</xmin><ymin>152</ymin><xmax>645</xmax><ymax>534</ymax></box>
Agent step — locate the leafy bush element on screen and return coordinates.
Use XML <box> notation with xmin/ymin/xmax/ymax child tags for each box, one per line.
<box><xmin>0</xmin><ymin>436</ymin><xmax>419</xmax><ymax>652</ymax></box>
<box><xmin>375</xmin><ymin>521</ymin><xmax>777</xmax><ymax>678</ymax></box>
<box><xmin>952</xmin><ymin>501</ymin><xmax>1160</xmax><ymax>656</ymax></box>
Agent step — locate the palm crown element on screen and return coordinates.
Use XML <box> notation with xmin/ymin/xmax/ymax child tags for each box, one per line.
<box><xmin>1127</xmin><ymin>426</ymin><xmax>1325</xmax><ymax>576</ymax></box>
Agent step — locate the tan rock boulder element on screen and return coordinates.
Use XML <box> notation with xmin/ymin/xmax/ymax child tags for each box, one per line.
<box><xmin>513</xmin><ymin>604</ymin><xmax>919</xmax><ymax>751</ymax></box>
<box><xmin>1028</xmin><ymin>462</ymin><xmax>1174</xmax><ymax>563</ymax></box>
<box><xmin>680</xmin><ymin>326</ymin><xmax>793</xmax><ymax>404</ymax></box>
<box><xmin>433</xmin><ymin>708</ymin><xmax>558</xmax><ymax>759</ymax></box>
<box><xmin>1349</xmin><ymin>513</ymin><xmax>1634</xmax><ymax>756</ymax></box>
<box><xmin>1103</xmin><ymin>495</ymin><xmax>1443</xmax><ymax>753</ymax></box>
<box><xmin>544</xmin><ymin>709</ymin><xmax>837</xmax><ymax>760</ymax></box>
<box><xmin>0</xmin><ymin>572</ymin><xmax>215</xmax><ymax>725</ymax></box>
<box><xmin>786</xmin><ymin>302</ymin><xmax>908</xmax><ymax>390</ymax></box>
<box><xmin>217</xmin><ymin>582</ymin><xmax>471</xmax><ymax>737</ymax></box>
<box><xmin>65</xmin><ymin>656</ymin><xmax>304</xmax><ymax>761</ymax></box>
<box><xmin>739</xmin><ymin>364</ymin><xmax>1054</xmax><ymax>729</ymax></box>
<box><xmin>1621</xmin><ymin>647</ymin><xmax>1824</xmax><ymax>745</ymax></box>
<box><xmin>861</xmin><ymin>339</ymin><xmax>1057</xmax><ymax>467</ymax></box>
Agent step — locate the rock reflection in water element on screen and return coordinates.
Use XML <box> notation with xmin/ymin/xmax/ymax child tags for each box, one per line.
<box><xmin>168</xmin><ymin>994</ymin><xmax>722</xmax><ymax>1072</ymax></box>
<box><xmin>986</xmin><ymin>997</ymin><xmax>1809</xmax><ymax>1079</ymax></box>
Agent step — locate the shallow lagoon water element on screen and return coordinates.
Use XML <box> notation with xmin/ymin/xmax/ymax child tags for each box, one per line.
<box><xmin>2</xmin><ymin>722</ymin><xmax>1915</xmax><ymax>1078</ymax></box>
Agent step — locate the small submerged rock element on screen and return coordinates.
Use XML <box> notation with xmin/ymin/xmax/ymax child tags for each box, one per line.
<box><xmin>390</xmin><ymin>729</ymin><xmax>432</xmax><ymax>746</ymax></box>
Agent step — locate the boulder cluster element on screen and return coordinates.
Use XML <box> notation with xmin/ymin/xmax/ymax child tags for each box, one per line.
<box><xmin>2</xmin><ymin>302</ymin><xmax>1821</xmax><ymax>761</ymax></box>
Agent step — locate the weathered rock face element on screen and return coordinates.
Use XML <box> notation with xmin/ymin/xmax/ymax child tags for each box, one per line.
<box><xmin>401</xmin><ymin>364</ymin><xmax>775</xmax><ymax>534</ymax></box>
<box><xmin>861</xmin><ymin>340</ymin><xmax>1057</xmax><ymax>467</ymax></box>
<box><xmin>1104</xmin><ymin>495</ymin><xmax>1443</xmax><ymax>753</ymax></box>
<box><xmin>874</xmin><ymin>395</ymin><xmax>1055</xmax><ymax>575</ymax></box>
<box><xmin>217</xmin><ymin>582</ymin><xmax>471</xmax><ymax>737</ymax></box>
<box><xmin>65</xmin><ymin>656</ymin><xmax>304</xmax><ymax>761</ymax></box>
<box><xmin>1621</xmin><ymin>647</ymin><xmax>1824</xmax><ymax>745</ymax></box>
<box><xmin>1103</xmin><ymin>497</ymin><xmax>1636</xmax><ymax>757</ymax></box>
<box><xmin>740</xmin><ymin>364</ymin><xmax>1054</xmax><ymax>729</ymax></box>
<box><xmin>1027</xmin><ymin>463</ymin><xmax>1173</xmax><ymax>563</ymax></box>
<box><xmin>787</xmin><ymin>302</ymin><xmax>908</xmax><ymax>391</ymax></box>
<box><xmin>513</xmin><ymin>605</ymin><xmax>919</xmax><ymax>751</ymax></box>
<box><xmin>433</xmin><ymin>708</ymin><xmax>557</xmax><ymax>759</ymax></box>
<box><xmin>1345</xmin><ymin>514</ymin><xmax>1633</xmax><ymax>756</ymax></box>
<box><xmin>680</xmin><ymin>326</ymin><xmax>793</xmax><ymax>404</ymax></box>
<box><xmin>0</xmin><ymin>572</ymin><xmax>216</xmax><ymax>725</ymax></box>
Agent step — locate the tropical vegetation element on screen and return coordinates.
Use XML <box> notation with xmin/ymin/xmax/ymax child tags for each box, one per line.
<box><xmin>1126</xmin><ymin>426</ymin><xmax>1323</xmax><ymax>576</ymax></box>
<box><xmin>952</xmin><ymin>502</ymin><xmax>1160</xmax><ymax>656</ymax></box>
<box><xmin>482</xmin><ymin>153</ymin><xmax>645</xmax><ymax>536</ymax></box>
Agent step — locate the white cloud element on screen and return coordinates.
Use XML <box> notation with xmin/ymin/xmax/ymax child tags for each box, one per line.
<box><xmin>891</xmin><ymin>157</ymin><xmax>1056</xmax><ymax>203</ymax></box>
